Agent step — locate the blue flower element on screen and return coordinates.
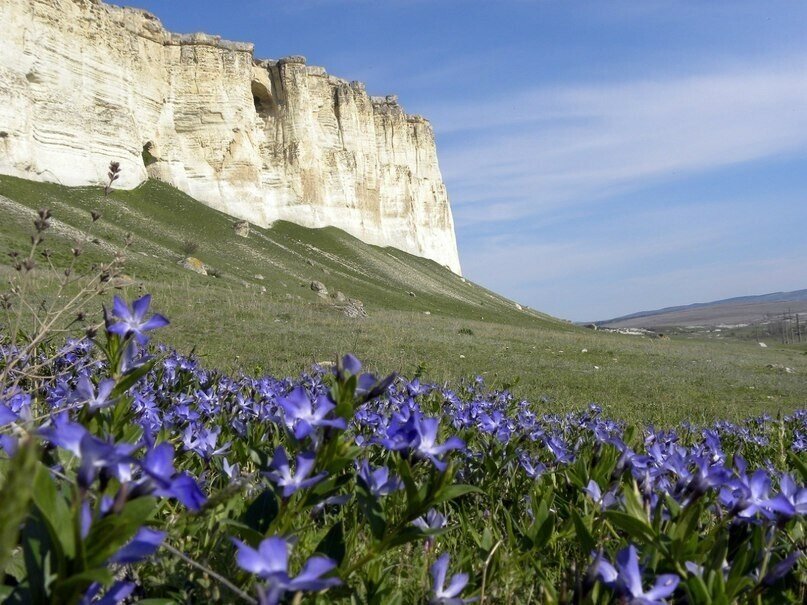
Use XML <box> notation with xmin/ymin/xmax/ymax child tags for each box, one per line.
<box><xmin>357</xmin><ymin>459</ymin><xmax>402</xmax><ymax>497</ymax></box>
<box><xmin>414</xmin><ymin>509</ymin><xmax>447</xmax><ymax>533</ymax></box>
<box><xmin>583</xmin><ymin>480</ymin><xmax>618</xmax><ymax>510</ymax></box>
<box><xmin>120</xmin><ymin>339</ymin><xmax>152</xmax><ymax>375</ymax></box>
<box><xmin>182</xmin><ymin>425</ymin><xmax>230</xmax><ymax>460</ymax></box>
<box><xmin>79</xmin><ymin>581</ymin><xmax>135</xmax><ymax>605</ymax></box>
<box><xmin>590</xmin><ymin>545</ymin><xmax>679</xmax><ymax>604</ymax></box>
<box><xmin>139</xmin><ymin>442</ymin><xmax>207</xmax><ymax>510</ymax></box>
<box><xmin>107</xmin><ymin>294</ymin><xmax>169</xmax><ymax>344</ymax></box>
<box><xmin>39</xmin><ymin>412</ymin><xmax>88</xmax><ymax>456</ymax></box>
<box><xmin>0</xmin><ymin>404</ymin><xmax>18</xmax><ymax>427</ymax></box>
<box><xmin>413</xmin><ymin>416</ymin><xmax>465</xmax><ymax>472</ymax></box>
<box><xmin>73</xmin><ymin>375</ymin><xmax>117</xmax><ymax>411</ymax></box>
<box><xmin>778</xmin><ymin>473</ymin><xmax>807</xmax><ymax>517</ymax></box>
<box><xmin>109</xmin><ymin>527</ymin><xmax>166</xmax><ymax>564</ymax></box>
<box><xmin>76</xmin><ymin>433</ymin><xmax>136</xmax><ymax>489</ymax></box>
<box><xmin>0</xmin><ymin>434</ymin><xmax>18</xmax><ymax>456</ymax></box>
<box><xmin>429</xmin><ymin>553</ymin><xmax>476</xmax><ymax>604</ymax></box>
<box><xmin>762</xmin><ymin>551</ymin><xmax>803</xmax><ymax>585</ymax></box>
<box><xmin>721</xmin><ymin>469</ymin><xmax>795</xmax><ymax>520</ymax></box>
<box><xmin>232</xmin><ymin>536</ymin><xmax>341</xmax><ymax>605</ymax></box>
<box><xmin>264</xmin><ymin>447</ymin><xmax>327</xmax><ymax>498</ymax></box>
<box><xmin>278</xmin><ymin>387</ymin><xmax>346</xmax><ymax>439</ymax></box>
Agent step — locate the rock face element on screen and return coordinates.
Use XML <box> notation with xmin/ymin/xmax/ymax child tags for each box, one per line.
<box><xmin>0</xmin><ymin>0</ymin><xmax>462</xmax><ymax>274</ymax></box>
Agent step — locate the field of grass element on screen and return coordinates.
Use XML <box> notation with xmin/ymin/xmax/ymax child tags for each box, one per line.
<box><xmin>1</xmin><ymin>174</ymin><xmax>805</xmax><ymax>423</ymax></box>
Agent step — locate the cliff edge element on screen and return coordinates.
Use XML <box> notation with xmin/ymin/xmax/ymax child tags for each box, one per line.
<box><xmin>0</xmin><ymin>0</ymin><xmax>461</xmax><ymax>273</ymax></box>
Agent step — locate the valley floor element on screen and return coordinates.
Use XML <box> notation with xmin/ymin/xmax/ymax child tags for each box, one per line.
<box><xmin>1</xmin><ymin>175</ymin><xmax>805</xmax><ymax>424</ymax></box>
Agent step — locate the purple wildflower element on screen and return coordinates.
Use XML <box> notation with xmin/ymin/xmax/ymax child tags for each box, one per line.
<box><xmin>583</xmin><ymin>480</ymin><xmax>618</xmax><ymax>510</ymax></box>
<box><xmin>73</xmin><ymin>375</ymin><xmax>117</xmax><ymax>411</ymax></box>
<box><xmin>0</xmin><ymin>404</ymin><xmax>18</xmax><ymax>427</ymax></box>
<box><xmin>107</xmin><ymin>294</ymin><xmax>169</xmax><ymax>345</ymax></box>
<box><xmin>357</xmin><ymin>459</ymin><xmax>402</xmax><ymax>497</ymax></box>
<box><xmin>413</xmin><ymin>416</ymin><xmax>465</xmax><ymax>471</ymax></box>
<box><xmin>232</xmin><ymin>536</ymin><xmax>341</xmax><ymax>605</ymax></box>
<box><xmin>278</xmin><ymin>387</ymin><xmax>346</xmax><ymax>439</ymax></box>
<box><xmin>109</xmin><ymin>527</ymin><xmax>166</xmax><ymax>564</ymax></box>
<box><xmin>263</xmin><ymin>447</ymin><xmax>327</xmax><ymax>498</ymax></box>
<box><xmin>139</xmin><ymin>442</ymin><xmax>207</xmax><ymax>510</ymax></box>
<box><xmin>80</xmin><ymin>581</ymin><xmax>135</xmax><ymax>605</ymax></box>
<box><xmin>590</xmin><ymin>545</ymin><xmax>679</xmax><ymax>604</ymax></box>
<box><xmin>429</xmin><ymin>553</ymin><xmax>476</xmax><ymax>604</ymax></box>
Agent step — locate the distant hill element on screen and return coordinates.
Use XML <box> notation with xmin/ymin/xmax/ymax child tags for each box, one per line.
<box><xmin>597</xmin><ymin>290</ymin><xmax>807</xmax><ymax>329</ymax></box>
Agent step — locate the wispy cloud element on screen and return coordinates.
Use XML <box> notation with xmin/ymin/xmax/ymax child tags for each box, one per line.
<box><xmin>459</xmin><ymin>195</ymin><xmax>807</xmax><ymax>320</ymax></box>
<box><xmin>435</xmin><ymin>59</ymin><xmax>807</xmax><ymax>225</ymax></box>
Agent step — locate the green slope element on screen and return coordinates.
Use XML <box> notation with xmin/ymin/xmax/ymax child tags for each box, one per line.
<box><xmin>0</xmin><ymin>175</ymin><xmax>552</xmax><ymax>325</ymax></box>
<box><xmin>1</xmin><ymin>175</ymin><xmax>805</xmax><ymax>423</ymax></box>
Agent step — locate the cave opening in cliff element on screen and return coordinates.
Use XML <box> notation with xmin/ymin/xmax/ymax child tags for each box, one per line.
<box><xmin>142</xmin><ymin>142</ymin><xmax>157</xmax><ymax>167</ymax></box>
<box><xmin>251</xmin><ymin>81</ymin><xmax>277</xmax><ymax>120</ymax></box>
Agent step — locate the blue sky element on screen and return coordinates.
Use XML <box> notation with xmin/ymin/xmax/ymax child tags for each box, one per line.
<box><xmin>134</xmin><ymin>0</ymin><xmax>807</xmax><ymax>321</ymax></box>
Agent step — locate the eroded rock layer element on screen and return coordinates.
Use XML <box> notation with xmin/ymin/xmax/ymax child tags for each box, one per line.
<box><xmin>0</xmin><ymin>0</ymin><xmax>461</xmax><ymax>273</ymax></box>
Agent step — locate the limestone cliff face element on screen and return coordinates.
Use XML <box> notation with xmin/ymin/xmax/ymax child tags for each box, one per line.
<box><xmin>0</xmin><ymin>0</ymin><xmax>461</xmax><ymax>273</ymax></box>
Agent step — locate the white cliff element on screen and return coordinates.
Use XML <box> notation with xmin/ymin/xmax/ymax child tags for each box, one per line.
<box><xmin>0</xmin><ymin>0</ymin><xmax>461</xmax><ymax>273</ymax></box>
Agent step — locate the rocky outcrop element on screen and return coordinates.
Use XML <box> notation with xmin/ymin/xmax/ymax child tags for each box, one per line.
<box><xmin>233</xmin><ymin>221</ymin><xmax>250</xmax><ymax>238</ymax></box>
<box><xmin>0</xmin><ymin>0</ymin><xmax>461</xmax><ymax>274</ymax></box>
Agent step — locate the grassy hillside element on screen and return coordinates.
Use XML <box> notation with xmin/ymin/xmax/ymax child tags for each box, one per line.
<box><xmin>1</xmin><ymin>174</ymin><xmax>805</xmax><ymax>423</ymax></box>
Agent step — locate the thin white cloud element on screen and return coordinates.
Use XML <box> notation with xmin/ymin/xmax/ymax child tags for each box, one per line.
<box><xmin>435</xmin><ymin>59</ymin><xmax>807</xmax><ymax>223</ymax></box>
<box><xmin>459</xmin><ymin>198</ymin><xmax>807</xmax><ymax>320</ymax></box>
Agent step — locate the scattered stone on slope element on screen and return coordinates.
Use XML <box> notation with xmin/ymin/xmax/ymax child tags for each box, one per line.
<box><xmin>332</xmin><ymin>291</ymin><xmax>347</xmax><ymax>303</ymax></box>
<box><xmin>254</xmin><ymin>274</ymin><xmax>264</xmax><ymax>280</ymax></box>
<box><xmin>181</xmin><ymin>257</ymin><xmax>207</xmax><ymax>275</ymax></box>
<box><xmin>341</xmin><ymin>299</ymin><xmax>367</xmax><ymax>318</ymax></box>
<box><xmin>233</xmin><ymin>220</ymin><xmax>250</xmax><ymax>237</ymax></box>
<box><xmin>111</xmin><ymin>274</ymin><xmax>137</xmax><ymax>289</ymax></box>
<box><xmin>407</xmin><ymin>291</ymin><xmax>416</xmax><ymax>297</ymax></box>
<box><xmin>310</xmin><ymin>280</ymin><xmax>328</xmax><ymax>294</ymax></box>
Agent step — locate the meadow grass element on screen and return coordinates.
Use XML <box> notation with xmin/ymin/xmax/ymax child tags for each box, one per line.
<box><xmin>1</xmin><ymin>175</ymin><xmax>805</xmax><ymax>424</ymax></box>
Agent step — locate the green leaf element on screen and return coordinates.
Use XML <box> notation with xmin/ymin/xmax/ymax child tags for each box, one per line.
<box><xmin>528</xmin><ymin>513</ymin><xmax>555</xmax><ymax>551</ymax></box>
<box><xmin>111</xmin><ymin>360</ymin><xmax>156</xmax><ymax>398</ymax></box>
<box><xmin>3</xmin><ymin>548</ymin><xmax>26</xmax><ymax>583</ymax></box>
<box><xmin>788</xmin><ymin>452</ymin><xmax>807</xmax><ymax>482</ymax></box>
<box><xmin>315</xmin><ymin>521</ymin><xmax>346</xmax><ymax>565</ymax></box>
<box><xmin>31</xmin><ymin>463</ymin><xmax>75</xmax><ymax>560</ymax></box>
<box><xmin>430</xmin><ymin>484</ymin><xmax>484</xmax><ymax>507</ymax></box>
<box><xmin>243</xmin><ymin>489</ymin><xmax>279</xmax><ymax>536</ymax></box>
<box><xmin>0</xmin><ymin>437</ymin><xmax>38</xmax><ymax>573</ymax></box>
<box><xmin>622</xmin><ymin>480</ymin><xmax>647</xmax><ymax>520</ymax></box>
<box><xmin>386</xmin><ymin>526</ymin><xmax>427</xmax><ymax>549</ymax></box>
<box><xmin>670</xmin><ymin>502</ymin><xmax>702</xmax><ymax>559</ymax></box>
<box><xmin>51</xmin><ymin>568</ymin><xmax>113</xmax><ymax>598</ymax></box>
<box><xmin>396</xmin><ymin>458</ymin><xmax>421</xmax><ymax>515</ymax></box>
<box><xmin>21</xmin><ymin>507</ymin><xmax>58</xmax><ymax>604</ymax></box>
<box><xmin>684</xmin><ymin>574</ymin><xmax>712</xmax><ymax>605</ymax></box>
<box><xmin>604</xmin><ymin>510</ymin><xmax>656</xmax><ymax>545</ymax></box>
<box><xmin>356</xmin><ymin>484</ymin><xmax>387</xmax><ymax>541</ymax></box>
<box><xmin>570</xmin><ymin>509</ymin><xmax>596</xmax><ymax>553</ymax></box>
<box><xmin>84</xmin><ymin>497</ymin><xmax>156</xmax><ymax>568</ymax></box>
